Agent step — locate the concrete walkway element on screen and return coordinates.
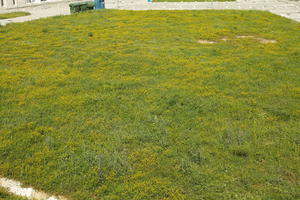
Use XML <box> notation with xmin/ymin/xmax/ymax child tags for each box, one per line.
<box><xmin>0</xmin><ymin>0</ymin><xmax>80</xmax><ymax>25</ymax></box>
<box><xmin>0</xmin><ymin>0</ymin><xmax>299</xmax><ymax>26</ymax></box>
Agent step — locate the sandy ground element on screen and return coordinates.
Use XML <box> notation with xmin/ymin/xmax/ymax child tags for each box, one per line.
<box><xmin>0</xmin><ymin>177</ymin><xmax>66</xmax><ymax>200</ymax></box>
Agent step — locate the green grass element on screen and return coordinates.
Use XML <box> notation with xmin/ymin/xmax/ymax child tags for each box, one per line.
<box><xmin>0</xmin><ymin>12</ymin><xmax>30</xmax><ymax>20</ymax></box>
<box><xmin>0</xmin><ymin>188</ymin><xmax>27</xmax><ymax>200</ymax></box>
<box><xmin>0</xmin><ymin>10</ymin><xmax>299</xmax><ymax>200</ymax></box>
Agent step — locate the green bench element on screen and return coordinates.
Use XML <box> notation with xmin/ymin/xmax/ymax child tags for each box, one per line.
<box><xmin>69</xmin><ymin>1</ymin><xmax>95</xmax><ymax>14</ymax></box>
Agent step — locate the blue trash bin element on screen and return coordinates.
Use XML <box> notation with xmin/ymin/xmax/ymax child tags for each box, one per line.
<box><xmin>95</xmin><ymin>0</ymin><xmax>104</xmax><ymax>9</ymax></box>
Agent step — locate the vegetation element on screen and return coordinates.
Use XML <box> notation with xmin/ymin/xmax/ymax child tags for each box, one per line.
<box><xmin>0</xmin><ymin>12</ymin><xmax>30</xmax><ymax>20</ymax></box>
<box><xmin>0</xmin><ymin>10</ymin><xmax>299</xmax><ymax>200</ymax></box>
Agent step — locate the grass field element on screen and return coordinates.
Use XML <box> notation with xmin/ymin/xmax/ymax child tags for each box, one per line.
<box><xmin>0</xmin><ymin>12</ymin><xmax>30</xmax><ymax>20</ymax></box>
<box><xmin>0</xmin><ymin>10</ymin><xmax>299</xmax><ymax>200</ymax></box>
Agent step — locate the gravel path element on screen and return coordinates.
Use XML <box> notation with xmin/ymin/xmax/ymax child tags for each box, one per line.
<box><xmin>0</xmin><ymin>0</ymin><xmax>299</xmax><ymax>25</ymax></box>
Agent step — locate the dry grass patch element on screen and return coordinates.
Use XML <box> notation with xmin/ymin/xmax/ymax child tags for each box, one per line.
<box><xmin>199</xmin><ymin>36</ymin><xmax>277</xmax><ymax>44</ymax></box>
<box><xmin>220</xmin><ymin>36</ymin><xmax>277</xmax><ymax>43</ymax></box>
<box><xmin>197</xmin><ymin>39</ymin><xmax>216</xmax><ymax>44</ymax></box>
<box><xmin>236</xmin><ymin>35</ymin><xmax>277</xmax><ymax>43</ymax></box>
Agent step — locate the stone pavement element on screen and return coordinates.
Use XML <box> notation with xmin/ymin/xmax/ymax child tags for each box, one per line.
<box><xmin>0</xmin><ymin>0</ymin><xmax>299</xmax><ymax>26</ymax></box>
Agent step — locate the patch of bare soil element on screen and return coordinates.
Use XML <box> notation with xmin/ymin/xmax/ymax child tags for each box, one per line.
<box><xmin>197</xmin><ymin>39</ymin><xmax>216</xmax><ymax>44</ymax></box>
<box><xmin>0</xmin><ymin>177</ymin><xmax>67</xmax><ymax>200</ymax></box>
<box><xmin>236</xmin><ymin>35</ymin><xmax>277</xmax><ymax>44</ymax></box>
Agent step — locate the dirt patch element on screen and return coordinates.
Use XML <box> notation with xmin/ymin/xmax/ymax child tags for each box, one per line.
<box><xmin>197</xmin><ymin>39</ymin><xmax>216</xmax><ymax>44</ymax></box>
<box><xmin>221</xmin><ymin>36</ymin><xmax>230</xmax><ymax>42</ymax></box>
<box><xmin>221</xmin><ymin>36</ymin><xmax>277</xmax><ymax>44</ymax></box>
<box><xmin>236</xmin><ymin>35</ymin><xmax>277</xmax><ymax>44</ymax></box>
<box><xmin>256</xmin><ymin>38</ymin><xmax>277</xmax><ymax>44</ymax></box>
<box><xmin>0</xmin><ymin>177</ymin><xmax>67</xmax><ymax>200</ymax></box>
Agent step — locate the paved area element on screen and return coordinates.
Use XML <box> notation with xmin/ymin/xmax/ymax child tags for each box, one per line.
<box><xmin>111</xmin><ymin>0</ymin><xmax>300</xmax><ymax>22</ymax></box>
<box><xmin>0</xmin><ymin>0</ymin><xmax>299</xmax><ymax>25</ymax></box>
<box><xmin>0</xmin><ymin>0</ymin><xmax>81</xmax><ymax>25</ymax></box>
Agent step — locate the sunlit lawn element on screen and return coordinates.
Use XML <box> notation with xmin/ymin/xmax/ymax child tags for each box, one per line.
<box><xmin>0</xmin><ymin>10</ymin><xmax>299</xmax><ymax>200</ymax></box>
